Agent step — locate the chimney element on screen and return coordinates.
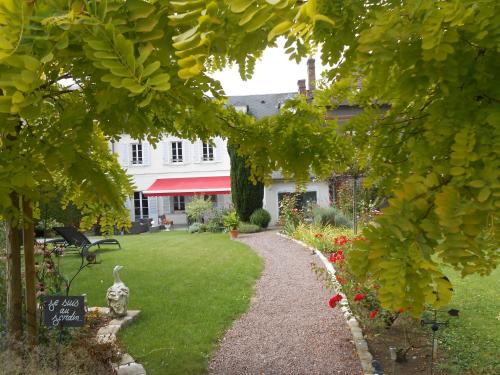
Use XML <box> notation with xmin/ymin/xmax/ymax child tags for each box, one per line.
<box><xmin>307</xmin><ymin>58</ymin><xmax>316</xmax><ymax>95</ymax></box>
<box><xmin>297</xmin><ymin>79</ymin><xmax>306</xmax><ymax>96</ymax></box>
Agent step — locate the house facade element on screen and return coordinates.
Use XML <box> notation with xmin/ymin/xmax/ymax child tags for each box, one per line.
<box><xmin>114</xmin><ymin>59</ymin><xmax>357</xmax><ymax>226</ymax></box>
<box><xmin>114</xmin><ymin>134</ymin><xmax>232</xmax><ymax>226</ymax></box>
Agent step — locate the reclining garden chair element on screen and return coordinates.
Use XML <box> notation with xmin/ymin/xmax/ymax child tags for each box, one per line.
<box><xmin>53</xmin><ymin>226</ymin><xmax>121</xmax><ymax>256</ymax></box>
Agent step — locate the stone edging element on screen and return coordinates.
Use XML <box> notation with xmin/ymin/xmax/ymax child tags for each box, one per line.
<box><xmin>88</xmin><ymin>307</ymin><xmax>146</xmax><ymax>375</ymax></box>
<box><xmin>276</xmin><ymin>232</ymin><xmax>377</xmax><ymax>375</ymax></box>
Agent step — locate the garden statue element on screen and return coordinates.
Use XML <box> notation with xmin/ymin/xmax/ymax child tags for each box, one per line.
<box><xmin>106</xmin><ymin>265</ymin><xmax>129</xmax><ymax>318</ymax></box>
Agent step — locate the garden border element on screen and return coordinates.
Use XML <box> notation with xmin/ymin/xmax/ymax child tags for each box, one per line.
<box><xmin>277</xmin><ymin>232</ymin><xmax>377</xmax><ymax>375</ymax></box>
<box><xmin>88</xmin><ymin>307</ymin><xmax>146</xmax><ymax>375</ymax></box>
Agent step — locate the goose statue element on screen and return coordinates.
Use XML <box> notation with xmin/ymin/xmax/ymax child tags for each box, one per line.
<box><xmin>106</xmin><ymin>265</ymin><xmax>129</xmax><ymax>318</ymax></box>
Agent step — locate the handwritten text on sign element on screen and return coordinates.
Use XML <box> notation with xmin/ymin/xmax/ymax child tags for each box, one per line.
<box><xmin>43</xmin><ymin>296</ymin><xmax>85</xmax><ymax>328</ymax></box>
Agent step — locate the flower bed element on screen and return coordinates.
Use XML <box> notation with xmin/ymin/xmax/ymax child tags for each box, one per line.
<box><xmin>292</xmin><ymin>223</ymin><xmax>399</xmax><ymax>327</ymax></box>
<box><xmin>291</xmin><ymin>223</ymin><xmax>439</xmax><ymax>374</ymax></box>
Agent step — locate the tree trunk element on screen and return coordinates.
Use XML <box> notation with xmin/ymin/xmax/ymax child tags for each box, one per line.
<box><xmin>23</xmin><ymin>198</ymin><xmax>37</xmax><ymax>344</ymax></box>
<box><xmin>6</xmin><ymin>192</ymin><xmax>23</xmax><ymax>343</ymax></box>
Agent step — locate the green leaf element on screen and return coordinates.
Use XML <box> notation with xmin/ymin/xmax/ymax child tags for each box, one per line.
<box><xmin>230</xmin><ymin>0</ymin><xmax>255</xmax><ymax>13</ymax></box>
<box><xmin>148</xmin><ymin>73</ymin><xmax>170</xmax><ymax>86</ymax></box>
<box><xmin>477</xmin><ymin>187</ymin><xmax>490</xmax><ymax>202</ymax></box>
<box><xmin>268</xmin><ymin>20</ymin><xmax>293</xmax><ymax>42</ymax></box>
<box><xmin>142</xmin><ymin>61</ymin><xmax>161</xmax><ymax>78</ymax></box>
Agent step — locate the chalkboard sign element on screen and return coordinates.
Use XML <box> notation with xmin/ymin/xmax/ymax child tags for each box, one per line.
<box><xmin>43</xmin><ymin>296</ymin><xmax>85</xmax><ymax>328</ymax></box>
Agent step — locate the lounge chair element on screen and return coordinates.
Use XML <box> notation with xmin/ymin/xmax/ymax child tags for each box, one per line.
<box><xmin>53</xmin><ymin>226</ymin><xmax>121</xmax><ymax>255</ymax></box>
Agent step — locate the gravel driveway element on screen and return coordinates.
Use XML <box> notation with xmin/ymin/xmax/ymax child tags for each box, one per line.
<box><xmin>208</xmin><ymin>231</ymin><xmax>363</xmax><ymax>375</ymax></box>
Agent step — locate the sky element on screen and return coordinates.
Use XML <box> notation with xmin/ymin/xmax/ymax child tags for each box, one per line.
<box><xmin>210</xmin><ymin>39</ymin><xmax>326</xmax><ymax>96</ymax></box>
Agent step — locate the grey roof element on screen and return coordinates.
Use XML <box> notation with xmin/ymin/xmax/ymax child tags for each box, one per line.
<box><xmin>228</xmin><ymin>92</ymin><xmax>297</xmax><ymax>119</ymax></box>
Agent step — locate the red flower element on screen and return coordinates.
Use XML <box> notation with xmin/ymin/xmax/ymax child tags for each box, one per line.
<box><xmin>369</xmin><ymin>310</ymin><xmax>378</xmax><ymax>319</ymax></box>
<box><xmin>332</xmin><ymin>293</ymin><xmax>343</xmax><ymax>302</ymax></box>
<box><xmin>328</xmin><ymin>254</ymin><xmax>336</xmax><ymax>263</ymax></box>
<box><xmin>334</xmin><ymin>235</ymin><xmax>350</xmax><ymax>246</ymax></box>
<box><xmin>398</xmin><ymin>307</ymin><xmax>405</xmax><ymax>313</ymax></box>
<box><xmin>335</xmin><ymin>275</ymin><xmax>345</xmax><ymax>284</ymax></box>
<box><xmin>354</xmin><ymin>293</ymin><xmax>365</xmax><ymax>301</ymax></box>
<box><xmin>329</xmin><ymin>293</ymin><xmax>343</xmax><ymax>307</ymax></box>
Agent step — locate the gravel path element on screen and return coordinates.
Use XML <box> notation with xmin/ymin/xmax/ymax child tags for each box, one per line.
<box><xmin>208</xmin><ymin>231</ymin><xmax>363</xmax><ymax>375</ymax></box>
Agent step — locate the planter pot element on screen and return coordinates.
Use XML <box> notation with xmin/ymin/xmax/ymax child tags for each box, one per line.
<box><xmin>229</xmin><ymin>229</ymin><xmax>239</xmax><ymax>239</ymax></box>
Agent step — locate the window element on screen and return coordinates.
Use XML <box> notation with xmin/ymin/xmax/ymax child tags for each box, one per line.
<box><xmin>131</xmin><ymin>143</ymin><xmax>143</xmax><ymax>165</ymax></box>
<box><xmin>171</xmin><ymin>141</ymin><xmax>183</xmax><ymax>163</ymax></box>
<box><xmin>202</xmin><ymin>141</ymin><xmax>214</xmax><ymax>161</ymax></box>
<box><xmin>133</xmin><ymin>192</ymin><xmax>149</xmax><ymax>219</ymax></box>
<box><xmin>173</xmin><ymin>196</ymin><xmax>185</xmax><ymax>211</ymax></box>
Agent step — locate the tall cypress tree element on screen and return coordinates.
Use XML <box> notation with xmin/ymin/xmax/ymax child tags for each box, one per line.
<box><xmin>228</xmin><ymin>142</ymin><xmax>264</xmax><ymax>222</ymax></box>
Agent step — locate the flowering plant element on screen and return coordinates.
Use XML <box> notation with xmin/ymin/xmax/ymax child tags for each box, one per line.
<box><xmin>278</xmin><ymin>194</ymin><xmax>304</xmax><ymax>235</ymax></box>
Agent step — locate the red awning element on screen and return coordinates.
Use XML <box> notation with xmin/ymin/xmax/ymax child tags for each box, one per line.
<box><xmin>143</xmin><ymin>176</ymin><xmax>231</xmax><ymax>196</ymax></box>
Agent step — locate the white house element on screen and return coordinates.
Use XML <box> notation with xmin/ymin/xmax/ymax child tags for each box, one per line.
<box><xmin>114</xmin><ymin>134</ymin><xmax>232</xmax><ymax>226</ymax></box>
<box><xmin>113</xmin><ymin>95</ymin><xmax>331</xmax><ymax>226</ymax></box>
<box><xmin>114</xmin><ymin>60</ymin><xmax>338</xmax><ymax>226</ymax></box>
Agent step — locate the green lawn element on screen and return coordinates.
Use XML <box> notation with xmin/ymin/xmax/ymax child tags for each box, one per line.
<box><xmin>437</xmin><ymin>267</ymin><xmax>500</xmax><ymax>374</ymax></box>
<box><xmin>60</xmin><ymin>231</ymin><xmax>263</xmax><ymax>375</ymax></box>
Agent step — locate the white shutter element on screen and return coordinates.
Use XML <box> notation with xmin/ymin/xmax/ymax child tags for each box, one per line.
<box><xmin>193</xmin><ymin>140</ymin><xmax>201</xmax><ymax>163</ymax></box>
<box><xmin>163</xmin><ymin>142</ymin><xmax>170</xmax><ymax>164</ymax></box>
<box><xmin>182</xmin><ymin>140</ymin><xmax>190</xmax><ymax>163</ymax></box>
<box><xmin>215</xmin><ymin>138</ymin><xmax>223</xmax><ymax>162</ymax></box>
<box><xmin>120</xmin><ymin>143</ymin><xmax>129</xmax><ymax>166</ymax></box>
<box><xmin>162</xmin><ymin>196</ymin><xmax>171</xmax><ymax>214</ymax></box>
<box><xmin>142</xmin><ymin>141</ymin><xmax>151</xmax><ymax>166</ymax></box>
<box><xmin>124</xmin><ymin>197</ymin><xmax>134</xmax><ymax>220</ymax></box>
<box><xmin>148</xmin><ymin>196</ymin><xmax>158</xmax><ymax>222</ymax></box>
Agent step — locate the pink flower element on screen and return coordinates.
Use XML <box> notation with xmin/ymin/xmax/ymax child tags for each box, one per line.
<box><xmin>354</xmin><ymin>293</ymin><xmax>365</xmax><ymax>301</ymax></box>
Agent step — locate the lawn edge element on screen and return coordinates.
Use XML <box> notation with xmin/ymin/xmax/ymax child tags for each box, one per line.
<box><xmin>277</xmin><ymin>232</ymin><xmax>377</xmax><ymax>375</ymax></box>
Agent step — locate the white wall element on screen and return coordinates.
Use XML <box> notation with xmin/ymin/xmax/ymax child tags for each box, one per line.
<box><xmin>114</xmin><ymin>134</ymin><xmax>231</xmax><ymax>191</ymax></box>
<box><xmin>263</xmin><ymin>181</ymin><xmax>330</xmax><ymax>225</ymax></box>
<box><xmin>114</xmin><ymin>134</ymin><xmax>231</xmax><ymax>224</ymax></box>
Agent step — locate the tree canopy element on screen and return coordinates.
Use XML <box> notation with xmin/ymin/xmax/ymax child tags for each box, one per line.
<box><xmin>172</xmin><ymin>0</ymin><xmax>499</xmax><ymax>314</ymax></box>
<box><xmin>0</xmin><ymin>0</ymin><xmax>498</xmax><ymax>317</ymax></box>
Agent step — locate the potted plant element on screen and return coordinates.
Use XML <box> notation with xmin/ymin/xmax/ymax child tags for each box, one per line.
<box><xmin>223</xmin><ymin>210</ymin><xmax>240</xmax><ymax>239</ymax></box>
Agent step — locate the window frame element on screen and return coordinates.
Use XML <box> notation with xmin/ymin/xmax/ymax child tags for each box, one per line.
<box><xmin>133</xmin><ymin>191</ymin><xmax>149</xmax><ymax>219</ymax></box>
<box><xmin>171</xmin><ymin>141</ymin><xmax>183</xmax><ymax>163</ymax></box>
<box><xmin>173</xmin><ymin>196</ymin><xmax>185</xmax><ymax>211</ymax></box>
<box><xmin>202</xmin><ymin>141</ymin><xmax>215</xmax><ymax>161</ymax></box>
<box><xmin>131</xmin><ymin>143</ymin><xmax>143</xmax><ymax>165</ymax></box>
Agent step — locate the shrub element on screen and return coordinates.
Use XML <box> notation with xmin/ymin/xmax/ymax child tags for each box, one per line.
<box><xmin>238</xmin><ymin>222</ymin><xmax>261</xmax><ymax>234</ymax></box>
<box><xmin>35</xmin><ymin>217</ymin><xmax>64</xmax><ymax>237</ymax></box>
<box><xmin>249</xmin><ymin>208</ymin><xmax>271</xmax><ymax>228</ymax></box>
<box><xmin>313</xmin><ymin>206</ymin><xmax>352</xmax><ymax>228</ymax></box>
<box><xmin>186</xmin><ymin>196</ymin><xmax>213</xmax><ymax>223</ymax></box>
<box><xmin>188</xmin><ymin>223</ymin><xmax>202</xmax><ymax>233</ymax></box>
<box><xmin>205</xmin><ymin>208</ymin><xmax>230</xmax><ymax>233</ymax></box>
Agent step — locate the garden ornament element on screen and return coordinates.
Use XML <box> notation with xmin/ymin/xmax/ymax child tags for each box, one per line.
<box><xmin>106</xmin><ymin>265</ymin><xmax>129</xmax><ymax>317</ymax></box>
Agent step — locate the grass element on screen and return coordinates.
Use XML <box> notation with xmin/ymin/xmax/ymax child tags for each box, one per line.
<box><xmin>60</xmin><ymin>231</ymin><xmax>263</xmax><ymax>375</ymax></box>
<box><xmin>437</xmin><ymin>266</ymin><xmax>500</xmax><ymax>374</ymax></box>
